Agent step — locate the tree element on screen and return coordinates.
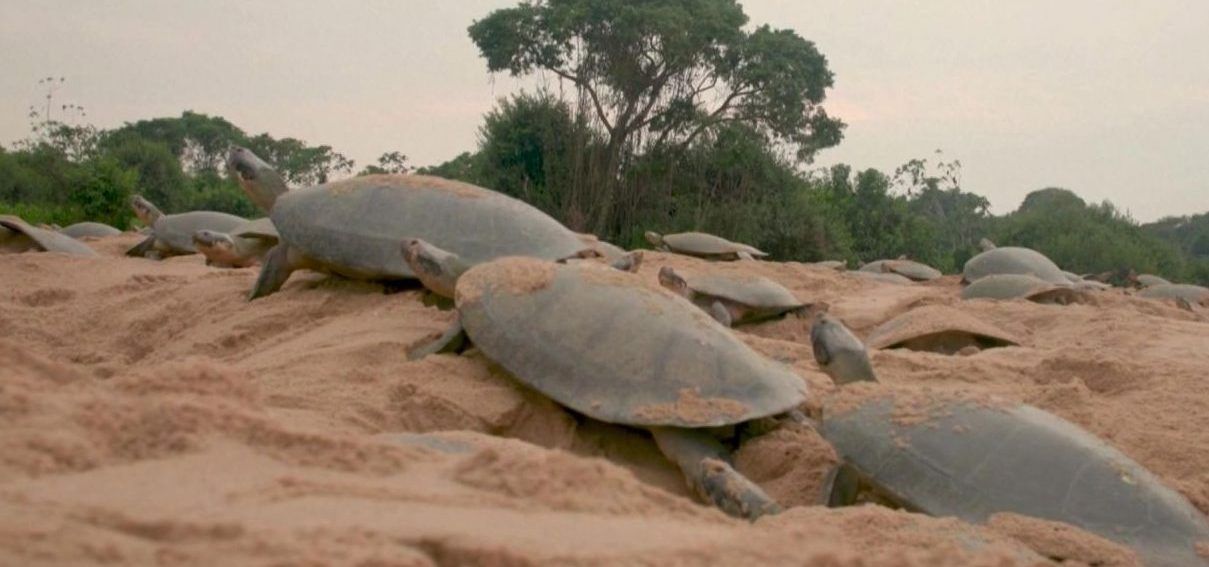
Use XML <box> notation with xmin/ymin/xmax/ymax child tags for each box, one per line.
<box><xmin>358</xmin><ymin>151</ymin><xmax>411</xmax><ymax>175</ymax></box>
<box><xmin>69</xmin><ymin>157</ymin><xmax>137</xmax><ymax>229</ymax></box>
<box><xmin>469</xmin><ymin>0</ymin><xmax>843</xmax><ymax>232</ymax></box>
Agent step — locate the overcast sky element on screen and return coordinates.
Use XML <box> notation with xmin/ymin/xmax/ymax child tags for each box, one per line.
<box><xmin>2</xmin><ymin>1</ymin><xmax>1206</xmax><ymax>221</ymax></box>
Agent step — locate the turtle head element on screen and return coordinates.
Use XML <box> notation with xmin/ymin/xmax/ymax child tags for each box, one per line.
<box><xmin>644</xmin><ymin>231</ymin><xmax>664</xmax><ymax>248</ymax></box>
<box><xmin>657</xmin><ymin>266</ymin><xmax>692</xmax><ymax>299</ymax></box>
<box><xmin>227</xmin><ymin>146</ymin><xmax>289</xmax><ymax>213</ymax></box>
<box><xmin>130</xmin><ymin>195</ymin><xmax>162</xmax><ymax>226</ymax></box>
<box><xmin>192</xmin><ymin>230</ymin><xmax>240</xmax><ymax>265</ymax></box>
<box><xmin>401</xmin><ymin>238</ymin><xmax>468</xmax><ymax>299</ymax></box>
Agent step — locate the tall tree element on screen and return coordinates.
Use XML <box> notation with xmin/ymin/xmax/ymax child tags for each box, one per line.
<box><xmin>469</xmin><ymin>0</ymin><xmax>843</xmax><ymax>232</ymax></box>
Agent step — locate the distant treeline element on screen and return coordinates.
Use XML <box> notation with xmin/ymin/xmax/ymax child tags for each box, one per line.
<box><xmin>4</xmin><ymin>0</ymin><xmax>1207</xmax><ymax>284</ymax></box>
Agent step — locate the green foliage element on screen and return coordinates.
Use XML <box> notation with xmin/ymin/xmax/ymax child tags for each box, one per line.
<box><xmin>359</xmin><ymin>151</ymin><xmax>410</xmax><ymax>175</ymax></box>
<box><xmin>69</xmin><ymin>157</ymin><xmax>137</xmax><ymax>229</ymax></box>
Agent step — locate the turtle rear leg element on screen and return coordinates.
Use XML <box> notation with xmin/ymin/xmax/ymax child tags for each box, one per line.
<box><xmin>708</xmin><ymin>301</ymin><xmax>734</xmax><ymax>327</ymax></box>
<box><xmin>125</xmin><ymin>235</ymin><xmax>156</xmax><ymax>258</ymax></box>
<box><xmin>407</xmin><ymin>318</ymin><xmax>467</xmax><ymax>360</ymax></box>
<box><xmin>735</xmin><ymin>251</ymin><xmax>755</xmax><ymax>261</ymax></box>
<box><xmin>248</xmin><ymin>242</ymin><xmax>306</xmax><ymax>300</ymax></box>
<box><xmin>649</xmin><ymin>427</ymin><xmax>780</xmax><ymax>520</ymax></box>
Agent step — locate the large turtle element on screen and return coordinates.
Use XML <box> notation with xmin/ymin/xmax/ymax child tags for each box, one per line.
<box><xmin>59</xmin><ymin>221</ymin><xmax>121</xmax><ymax>239</ymax></box>
<box><xmin>228</xmin><ymin>149</ymin><xmax>593</xmax><ymax>300</ymax></box>
<box><xmin>1138</xmin><ymin>284</ymin><xmax>1209</xmax><ymax>307</ymax></box>
<box><xmin>656</xmin><ymin>266</ymin><xmax>806</xmax><ymax>327</ymax></box>
<box><xmin>866</xmin><ymin>304</ymin><xmax>1021</xmax><ymax>355</ymax></box>
<box><xmin>404</xmin><ymin>250</ymin><xmax>808</xmax><ymax>519</ymax></box>
<box><xmin>820</xmin><ymin>387</ymin><xmax>1209</xmax><ymax>567</ymax></box>
<box><xmin>962</xmin><ymin>246</ymin><xmax>1069</xmax><ymax>284</ymax></box>
<box><xmin>859</xmin><ymin>259</ymin><xmax>942</xmax><ymax>282</ymax></box>
<box><xmin>0</xmin><ymin>215</ymin><xmax>97</xmax><ymax>256</ymax></box>
<box><xmin>192</xmin><ymin>217</ymin><xmax>280</xmax><ymax>268</ymax></box>
<box><xmin>850</xmin><ymin>271</ymin><xmax>914</xmax><ymax>285</ymax></box>
<box><xmin>961</xmin><ymin>273</ymin><xmax>1089</xmax><ymax>305</ymax></box>
<box><xmin>125</xmin><ymin>195</ymin><xmax>247</xmax><ymax>259</ymax></box>
<box><xmin>1136</xmin><ymin>273</ymin><xmax>1173</xmax><ymax>288</ymax></box>
<box><xmin>644</xmin><ymin>231</ymin><xmax>767</xmax><ymax>261</ymax></box>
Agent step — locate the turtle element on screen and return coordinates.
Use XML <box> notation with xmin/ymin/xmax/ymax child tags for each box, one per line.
<box><xmin>575</xmin><ymin>232</ymin><xmax>628</xmax><ymax>262</ymax></box>
<box><xmin>656</xmin><ymin>266</ymin><xmax>806</xmax><ymax>327</ymax></box>
<box><xmin>1138</xmin><ymin>284</ymin><xmax>1209</xmax><ymax>307</ymax></box>
<box><xmin>851</xmin><ymin>271</ymin><xmax>914</xmax><ymax>285</ymax></box>
<box><xmin>809</xmin><ymin>309</ymin><xmax>877</xmax><ymax>385</ymax></box>
<box><xmin>978</xmin><ymin>237</ymin><xmax>997</xmax><ymax>252</ymax></box>
<box><xmin>819</xmin><ymin>387</ymin><xmax>1209</xmax><ymax>567</ymax></box>
<box><xmin>404</xmin><ymin>251</ymin><xmax>809</xmax><ymax>519</ymax></box>
<box><xmin>226</xmin><ymin>146</ymin><xmax>290</xmax><ymax>212</ymax></box>
<box><xmin>860</xmin><ymin>259</ymin><xmax>942</xmax><ymax>282</ymax></box>
<box><xmin>1135</xmin><ymin>273</ymin><xmax>1173</xmax><ymax>288</ymax></box>
<box><xmin>961</xmin><ymin>273</ymin><xmax>1090</xmax><ymax>305</ymax></box>
<box><xmin>961</xmin><ymin>246</ymin><xmax>1069</xmax><ymax>284</ymax></box>
<box><xmin>228</xmin><ymin>149</ymin><xmax>593</xmax><ymax>300</ymax></box>
<box><xmin>192</xmin><ymin>217</ymin><xmax>280</xmax><ymax>268</ymax></box>
<box><xmin>810</xmin><ymin>260</ymin><xmax>846</xmax><ymax>271</ymax></box>
<box><xmin>125</xmin><ymin>195</ymin><xmax>247</xmax><ymax>259</ymax></box>
<box><xmin>59</xmin><ymin>221</ymin><xmax>121</xmax><ymax>239</ymax></box>
<box><xmin>644</xmin><ymin>231</ymin><xmax>767</xmax><ymax>261</ymax></box>
<box><xmin>0</xmin><ymin>215</ymin><xmax>98</xmax><ymax>257</ymax></box>
<box><xmin>865</xmin><ymin>304</ymin><xmax>1020</xmax><ymax>355</ymax></box>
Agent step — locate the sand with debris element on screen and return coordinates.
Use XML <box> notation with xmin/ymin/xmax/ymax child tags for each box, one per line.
<box><xmin>2</xmin><ymin>233</ymin><xmax>1207</xmax><ymax>565</ymax></box>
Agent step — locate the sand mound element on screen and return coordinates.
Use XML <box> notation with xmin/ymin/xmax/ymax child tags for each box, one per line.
<box><xmin>2</xmin><ymin>236</ymin><xmax>1207</xmax><ymax>564</ymax></box>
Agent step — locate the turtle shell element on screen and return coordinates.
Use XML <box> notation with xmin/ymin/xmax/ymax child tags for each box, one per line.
<box><xmin>866</xmin><ymin>304</ymin><xmax>1020</xmax><ymax>353</ymax></box>
<box><xmin>0</xmin><ymin>216</ymin><xmax>97</xmax><ymax>256</ymax></box>
<box><xmin>152</xmin><ymin>211</ymin><xmax>247</xmax><ymax>253</ymax></box>
<box><xmin>961</xmin><ymin>273</ymin><xmax>1085</xmax><ymax>304</ymax></box>
<box><xmin>868</xmin><ymin>259</ymin><xmax>942</xmax><ymax>281</ymax></box>
<box><xmin>1136</xmin><ymin>274</ymin><xmax>1172</xmax><ymax>288</ymax></box>
<box><xmin>1138</xmin><ymin>284</ymin><xmax>1209</xmax><ymax>305</ymax></box>
<box><xmin>60</xmin><ymin>222</ymin><xmax>121</xmax><ymax>239</ymax></box>
<box><xmin>686</xmin><ymin>273</ymin><xmax>803</xmax><ymax>310</ymax></box>
<box><xmin>962</xmin><ymin>247</ymin><xmax>1068</xmax><ymax>284</ymax></box>
<box><xmin>852</xmin><ymin>271</ymin><xmax>914</xmax><ymax>285</ymax></box>
<box><xmin>453</xmin><ymin>257</ymin><xmax>807</xmax><ymax>428</ymax></box>
<box><xmin>822</xmin><ymin>389</ymin><xmax>1209</xmax><ymax>567</ymax></box>
<box><xmin>272</xmin><ymin>174</ymin><xmax>587</xmax><ymax>280</ymax></box>
<box><xmin>661</xmin><ymin>232</ymin><xmax>767</xmax><ymax>257</ymax></box>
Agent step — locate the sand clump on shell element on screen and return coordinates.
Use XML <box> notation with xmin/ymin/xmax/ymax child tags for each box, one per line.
<box><xmin>0</xmin><ymin>236</ymin><xmax>1207</xmax><ymax>564</ymax></box>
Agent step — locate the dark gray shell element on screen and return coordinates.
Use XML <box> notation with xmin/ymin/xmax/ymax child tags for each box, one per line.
<box><xmin>454</xmin><ymin>258</ymin><xmax>807</xmax><ymax>428</ymax></box>
<box><xmin>962</xmin><ymin>247</ymin><xmax>1068</xmax><ymax>284</ymax></box>
<box><xmin>271</xmin><ymin>175</ymin><xmax>587</xmax><ymax>279</ymax></box>
<box><xmin>152</xmin><ymin>211</ymin><xmax>247</xmax><ymax>253</ymax></box>
<box><xmin>961</xmin><ymin>273</ymin><xmax>1085</xmax><ymax>304</ymax></box>
<box><xmin>1139</xmin><ymin>284</ymin><xmax>1209</xmax><ymax>304</ymax></box>
<box><xmin>60</xmin><ymin>222</ymin><xmax>121</xmax><ymax>239</ymax></box>
<box><xmin>661</xmin><ymin>232</ymin><xmax>767</xmax><ymax>257</ymax></box>
<box><xmin>0</xmin><ymin>216</ymin><xmax>97</xmax><ymax>256</ymax></box>
<box><xmin>822</xmin><ymin>393</ymin><xmax>1209</xmax><ymax>567</ymax></box>
<box><xmin>860</xmin><ymin>259</ymin><xmax>942</xmax><ymax>281</ymax></box>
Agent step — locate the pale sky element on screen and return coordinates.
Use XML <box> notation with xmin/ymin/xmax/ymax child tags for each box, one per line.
<box><xmin>2</xmin><ymin>1</ymin><xmax>1206</xmax><ymax>222</ymax></box>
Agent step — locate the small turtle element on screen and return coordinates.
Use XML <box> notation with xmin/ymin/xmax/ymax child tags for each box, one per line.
<box><xmin>1135</xmin><ymin>273</ymin><xmax>1173</xmax><ymax>288</ymax></box>
<box><xmin>59</xmin><ymin>221</ymin><xmax>121</xmax><ymax>239</ymax></box>
<box><xmin>230</xmin><ymin>149</ymin><xmax>592</xmax><ymax>300</ymax></box>
<box><xmin>0</xmin><ymin>215</ymin><xmax>97</xmax><ymax>256</ymax></box>
<box><xmin>820</xmin><ymin>388</ymin><xmax>1209</xmax><ymax>567</ymax></box>
<box><xmin>656</xmin><ymin>266</ymin><xmax>806</xmax><ymax>327</ymax></box>
<box><xmin>865</xmin><ymin>304</ymin><xmax>1020</xmax><ymax>355</ymax></box>
<box><xmin>125</xmin><ymin>195</ymin><xmax>247</xmax><ymax>259</ymax></box>
<box><xmin>404</xmin><ymin>251</ymin><xmax>808</xmax><ymax>519</ymax></box>
<box><xmin>962</xmin><ymin>246</ymin><xmax>1069</xmax><ymax>284</ymax></box>
<box><xmin>810</xmin><ymin>260</ymin><xmax>847</xmax><ymax>271</ymax></box>
<box><xmin>575</xmin><ymin>232</ymin><xmax>628</xmax><ymax>262</ymax></box>
<box><xmin>644</xmin><ymin>231</ymin><xmax>767</xmax><ymax>261</ymax></box>
<box><xmin>810</xmin><ymin>309</ymin><xmax>877</xmax><ymax>385</ymax></box>
<box><xmin>961</xmin><ymin>273</ymin><xmax>1089</xmax><ymax>305</ymax></box>
<box><xmin>192</xmin><ymin>217</ymin><xmax>280</xmax><ymax>268</ymax></box>
<box><xmin>860</xmin><ymin>259</ymin><xmax>942</xmax><ymax>282</ymax></box>
<box><xmin>978</xmin><ymin>237</ymin><xmax>997</xmax><ymax>252</ymax></box>
<box><xmin>1138</xmin><ymin>284</ymin><xmax>1209</xmax><ymax>307</ymax></box>
<box><xmin>851</xmin><ymin>271</ymin><xmax>914</xmax><ymax>285</ymax></box>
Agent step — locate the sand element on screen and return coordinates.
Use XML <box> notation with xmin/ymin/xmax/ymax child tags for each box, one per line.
<box><xmin>2</xmin><ymin>233</ymin><xmax>1208</xmax><ymax>565</ymax></box>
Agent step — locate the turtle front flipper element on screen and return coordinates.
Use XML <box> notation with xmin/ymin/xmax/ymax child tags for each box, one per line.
<box><xmin>650</xmin><ymin>427</ymin><xmax>780</xmax><ymax>520</ymax></box>
<box><xmin>249</xmin><ymin>242</ymin><xmax>305</xmax><ymax>300</ymax></box>
<box><xmin>708</xmin><ymin>301</ymin><xmax>733</xmax><ymax>327</ymax></box>
<box><xmin>125</xmin><ymin>235</ymin><xmax>157</xmax><ymax>258</ymax></box>
<box><xmin>407</xmin><ymin>318</ymin><xmax>467</xmax><ymax>360</ymax></box>
<box><xmin>609</xmin><ymin>250</ymin><xmax>643</xmax><ymax>273</ymax></box>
